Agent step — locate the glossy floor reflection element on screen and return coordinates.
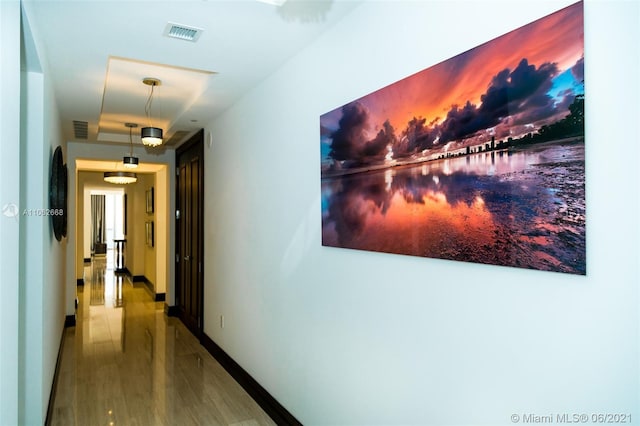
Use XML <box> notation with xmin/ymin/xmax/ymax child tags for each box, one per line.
<box><xmin>51</xmin><ymin>257</ymin><xmax>275</xmax><ymax>426</ymax></box>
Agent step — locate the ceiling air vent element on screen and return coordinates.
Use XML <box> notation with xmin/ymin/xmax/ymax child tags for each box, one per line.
<box><xmin>73</xmin><ymin>120</ymin><xmax>88</xmax><ymax>139</ymax></box>
<box><xmin>163</xmin><ymin>22</ymin><xmax>203</xmax><ymax>42</ymax></box>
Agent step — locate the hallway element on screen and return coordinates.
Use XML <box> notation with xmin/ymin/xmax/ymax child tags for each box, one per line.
<box><xmin>50</xmin><ymin>258</ymin><xmax>275</xmax><ymax>426</ymax></box>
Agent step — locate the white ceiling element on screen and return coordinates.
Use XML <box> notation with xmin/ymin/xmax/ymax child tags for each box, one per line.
<box><xmin>22</xmin><ymin>0</ymin><xmax>361</xmax><ymax>147</ymax></box>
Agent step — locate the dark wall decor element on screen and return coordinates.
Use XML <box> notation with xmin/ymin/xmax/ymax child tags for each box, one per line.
<box><xmin>49</xmin><ymin>146</ymin><xmax>68</xmax><ymax>241</ymax></box>
<box><xmin>146</xmin><ymin>221</ymin><xmax>154</xmax><ymax>248</ymax></box>
<box><xmin>146</xmin><ymin>187</ymin><xmax>154</xmax><ymax>214</ymax></box>
<box><xmin>320</xmin><ymin>2</ymin><xmax>585</xmax><ymax>274</ymax></box>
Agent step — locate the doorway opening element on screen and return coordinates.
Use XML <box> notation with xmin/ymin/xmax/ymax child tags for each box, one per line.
<box><xmin>73</xmin><ymin>162</ymin><xmax>172</xmax><ymax>324</ymax></box>
<box><xmin>89</xmin><ymin>189</ymin><xmax>125</xmax><ymax>269</ymax></box>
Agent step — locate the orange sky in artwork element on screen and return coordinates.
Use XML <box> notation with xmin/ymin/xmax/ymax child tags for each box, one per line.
<box><xmin>356</xmin><ymin>2</ymin><xmax>584</xmax><ymax>133</ymax></box>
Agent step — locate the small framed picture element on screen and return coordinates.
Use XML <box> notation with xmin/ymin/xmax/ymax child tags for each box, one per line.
<box><xmin>145</xmin><ymin>221</ymin><xmax>154</xmax><ymax>247</ymax></box>
<box><xmin>146</xmin><ymin>187</ymin><xmax>154</xmax><ymax>214</ymax></box>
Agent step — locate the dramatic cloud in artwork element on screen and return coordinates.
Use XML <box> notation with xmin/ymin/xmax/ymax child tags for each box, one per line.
<box><xmin>327</xmin><ymin>56</ymin><xmax>575</xmax><ymax>162</ymax></box>
<box><xmin>320</xmin><ymin>124</ymin><xmax>332</xmax><ymax>139</ymax></box>
<box><xmin>328</xmin><ymin>102</ymin><xmax>395</xmax><ymax>165</ymax></box>
<box><xmin>387</xmin><ymin>58</ymin><xmax>564</xmax><ymax>156</ymax></box>
<box><xmin>321</xmin><ymin>1</ymin><xmax>584</xmax><ymax>168</ymax></box>
<box><xmin>555</xmin><ymin>88</ymin><xmax>578</xmax><ymax>112</ymax></box>
<box><xmin>571</xmin><ymin>57</ymin><xmax>584</xmax><ymax>82</ymax></box>
<box><xmin>436</xmin><ymin>59</ymin><xmax>559</xmax><ymax>144</ymax></box>
<box><xmin>396</xmin><ymin>116</ymin><xmax>440</xmax><ymax>155</ymax></box>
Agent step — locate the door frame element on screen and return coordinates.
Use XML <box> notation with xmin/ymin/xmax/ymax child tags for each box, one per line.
<box><xmin>175</xmin><ymin>129</ymin><xmax>205</xmax><ymax>337</ymax></box>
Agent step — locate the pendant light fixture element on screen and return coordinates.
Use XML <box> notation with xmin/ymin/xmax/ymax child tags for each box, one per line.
<box><xmin>123</xmin><ymin>122</ymin><xmax>139</xmax><ymax>168</ymax></box>
<box><xmin>141</xmin><ymin>77</ymin><xmax>163</xmax><ymax>147</ymax></box>
<box><xmin>104</xmin><ymin>171</ymin><xmax>137</xmax><ymax>184</ymax></box>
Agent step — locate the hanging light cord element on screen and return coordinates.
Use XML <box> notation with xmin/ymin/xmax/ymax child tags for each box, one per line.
<box><xmin>145</xmin><ymin>83</ymin><xmax>156</xmax><ymax>127</ymax></box>
<box><xmin>129</xmin><ymin>126</ymin><xmax>134</xmax><ymax>156</ymax></box>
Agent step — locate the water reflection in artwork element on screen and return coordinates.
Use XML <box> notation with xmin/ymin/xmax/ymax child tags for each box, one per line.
<box><xmin>322</xmin><ymin>141</ymin><xmax>585</xmax><ymax>274</ymax></box>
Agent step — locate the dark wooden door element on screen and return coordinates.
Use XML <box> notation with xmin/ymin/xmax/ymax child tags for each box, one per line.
<box><xmin>176</xmin><ymin>130</ymin><xmax>204</xmax><ymax>337</ymax></box>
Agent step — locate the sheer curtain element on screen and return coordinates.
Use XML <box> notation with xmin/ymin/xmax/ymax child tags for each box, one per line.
<box><xmin>91</xmin><ymin>194</ymin><xmax>105</xmax><ymax>254</ymax></box>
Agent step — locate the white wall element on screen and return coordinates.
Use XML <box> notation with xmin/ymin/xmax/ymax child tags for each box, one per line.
<box><xmin>0</xmin><ymin>4</ymin><xmax>63</xmax><ymax>424</ymax></box>
<box><xmin>37</xmin><ymin>81</ymin><xmax>67</xmax><ymax>426</ymax></box>
<box><xmin>16</xmin><ymin>5</ymin><xmax>68</xmax><ymax>424</ymax></box>
<box><xmin>19</xmin><ymin>69</ymin><xmax>47</xmax><ymax>426</ymax></box>
<box><xmin>203</xmin><ymin>1</ymin><xmax>639</xmax><ymax>424</ymax></box>
<box><xmin>0</xmin><ymin>1</ymin><xmax>22</xmax><ymax>424</ymax></box>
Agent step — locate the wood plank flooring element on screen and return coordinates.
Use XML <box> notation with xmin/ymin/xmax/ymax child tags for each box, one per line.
<box><xmin>50</xmin><ymin>258</ymin><xmax>275</xmax><ymax>426</ymax></box>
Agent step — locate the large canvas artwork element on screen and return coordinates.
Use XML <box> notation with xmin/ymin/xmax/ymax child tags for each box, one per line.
<box><xmin>320</xmin><ymin>2</ymin><xmax>585</xmax><ymax>274</ymax></box>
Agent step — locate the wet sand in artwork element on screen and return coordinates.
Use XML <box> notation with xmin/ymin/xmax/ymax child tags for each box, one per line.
<box><xmin>322</xmin><ymin>140</ymin><xmax>585</xmax><ymax>274</ymax></box>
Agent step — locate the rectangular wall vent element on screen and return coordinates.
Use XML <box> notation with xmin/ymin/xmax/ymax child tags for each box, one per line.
<box><xmin>164</xmin><ymin>22</ymin><xmax>203</xmax><ymax>42</ymax></box>
<box><xmin>73</xmin><ymin>120</ymin><xmax>88</xmax><ymax>139</ymax></box>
